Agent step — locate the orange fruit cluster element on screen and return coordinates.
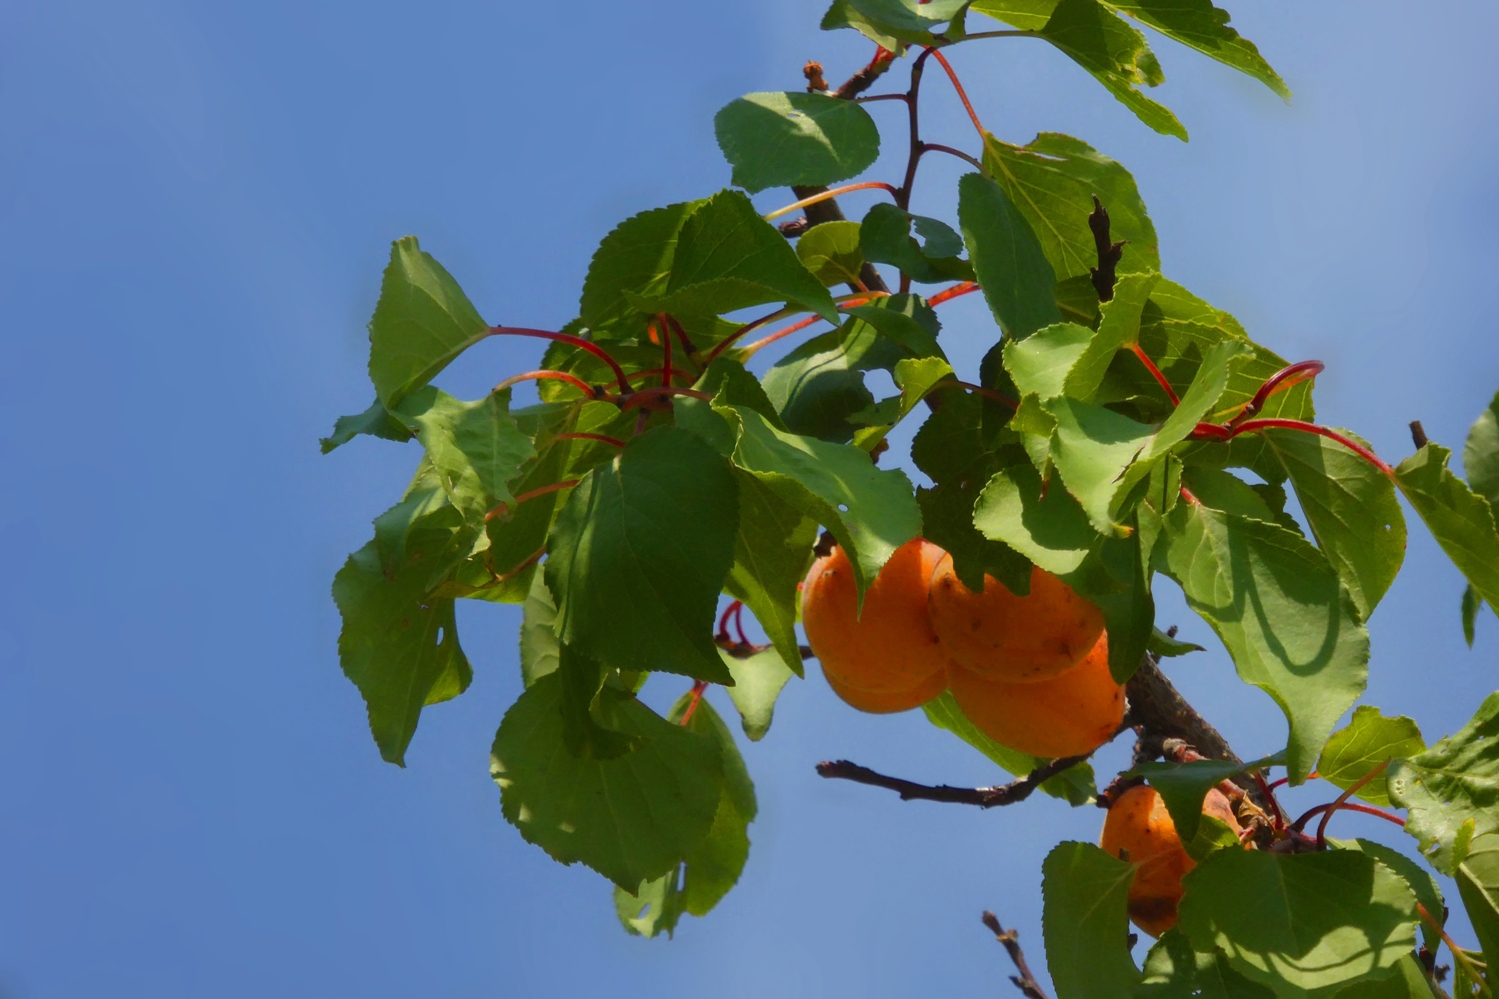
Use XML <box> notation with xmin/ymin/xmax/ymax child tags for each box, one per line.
<box><xmin>799</xmin><ymin>538</ymin><xmax>1123</xmax><ymax>758</ymax></box>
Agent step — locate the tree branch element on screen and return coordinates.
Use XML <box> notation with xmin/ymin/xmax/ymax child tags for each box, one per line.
<box><xmin>1124</xmin><ymin>655</ymin><xmax>1241</xmax><ymax>766</ymax></box>
<box><xmin>981</xmin><ymin>912</ymin><xmax>1051</xmax><ymax>999</ymax></box>
<box><xmin>1088</xmin><ymin>195</ymin><xmax>1126</xmax><ymax>302</ymax></box>
<box><xmin>815</xmin><ymin>754</ymin><xmax>1088</xmax><ymax>808</ymax></box>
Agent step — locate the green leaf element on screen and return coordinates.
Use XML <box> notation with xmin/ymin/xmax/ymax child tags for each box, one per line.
<box><xmin>367</xmin><ymin>236</ymin><xmax>490</xmax><ymax>407</ymax></box>
<box><xmin>723</xmin><ymin>405</ymin><xmax>921</xmax><ymax>599</ymax></box>
<box><xmin>519</xmin><ymin>571</ymin><xmax>561</xmax><ymax>687</ymax></box>
<box><xmin>1126</xmin><ymin>751</ymin><xmax>1284</xmax><ymax>844</ymax></box>
<box><xmin>721</xmin><ymin>644</ymin><xmax>798</xmax><ymax>741</ymax></box>
<box><xmin>579</xmin><ymin>201</ymin><xmax>699</xmax><ymax>338</ymax></box>
<box><xmin>1066</xmin><ymin>270</ymin><xmax>1160</xmax><ymax>399</ymax></box>
<box><xmin>1004</xmin><ymin>320</ymin><xmax>1096</xmax><ymax>402</ymax></box>
<box><xmin>820</xmin><ymin>0</ymin><xmax>912</xmax><ymax>50</ymax></box>
<box><xmin>723</xmin><ymin>469</ymin><xmax>819</xmax><ymax>673</ymax></box>
<box><xmin>490</xmin><ymin>672</ymin><xmax>723</xmax><ymax>890</ymax></box>
<box><xmin>652</xmin><ymin>190</ymin><xmax>839</xmax><ymax>323</ymax></box>
<box><xmin>1331</xmin><ymin>838</ymin><xmax>1445</xmax><ymax>956</ymax></box>
<box><xmin>614</xmin><ymin>870</ymin><xmax>685</xmax><ymax>939</ymax></box>
<box><xmin>1135</xmin><ymin>928</ymin><xmax>1276</xmax><ymax>998</ymax></box>
<box><xmin>796</xmin><ymin>221</ymin><xmax>866</xmax><ymax>287</ymax></box>
<box><xmin>668</xmin><ymin>694</ymin><xmax>756</xmax><ymax>916</ymax></box>
<box><xmin>1326</xmin><ymin>954</ymin><xmax>1442</xmax><ymax>999</ymax></box>
<box><xmin>924</xmin><ymin>692</ymin><xmax>1096</xmax><ymax>804</ymax></box>
<box><xmin>391</xmin><ymin>387</ymin><xmax>536</xmax><ymax>523</ymax></box>
<box><xmin>1156</xmin><ymin>503</ymin><xmax>1369</xmax><ymax>783</ymax></box>
<box><xmin>1464</xmin><ymin>584</ymin><xmax>1483</xmax><ymax>648</ymax></box>
<box><xmin>957</xmin><ymin>171</ymin><xmax>1062</xmax><ymax>338</ymax></box>
<box><xmin>847</xmin><ymin>0</ymin><xmax>970</xmax><ymax>33</ymax></box>
<box><xmin>1317</xmin><ymin>706</ymin><xmax>1425</xmax><ymax>807</ymax></box>
<box><xmin>1388</xmin><ymin>691</ymin><xmax>1499</xmax><ymax>875</ymax></box>
<box><xmin>1040</xmin><ymin>0</ymin><xmax>1186</xmax><ymax>139</ymax></box>
<box><xmin>983</xmin><ymin>131</ymin><xmax>1159</xmax><ymax>284</ymax></box>
<box><xmin>546</xmin><ymin>426</ymin><xmax>739</xmax><ymax>684</ymax></box>
<box><xmin>859</xmin><ymin>203</ymin><xmax>975</xmax><ymax>285</ymax></box>
<box><xmin>1148</xmin><ymin>627</ymin><xmax>1204</xmax><ymax>657</ymax></box>
<box><xmin>1101</xmin><ymin>0</ymin><xmax>1289</xmax><ymax>99</ymax></box>
<box><xmin>762</xmin><ymin>322</ymin><xmax>899</xmax><ymax>444</ymax></box>
<box><xmin>1396</xmin><ymin>443</ymin><xmax>1499</xmax><ymax>616</ymax></box>
<box><xmin>843</xmin><ymin>296</ymin><xmax>946</xmax><ymax>359</ymax></box>
<box><xmin>1464</xmin><ymin>387</ymin><xmax>1499</xmax><ymax>511</ymax></box>
<box><xmin>1042</xmin><ymin>842</ymin><xmax>1143</xmax><ymax>999</ymax></box>
<box><xmin>320</xmin><ymin>397</ymin><xmax>412</xmax><ymax>453</ymax></box>
<box><xmin>714</xmin><ymin>93</ymin><xmax>881</xmax><ymax>194</ymax></box>
<box><xmin>333</xmin><ymin>540</ymin><xmax>472</xmax><ymax>766</ymax></box>
<box><xmin>485</xmin><ymin>413</ymin><xmax>584</xmax><ymax>579</ymax></box>
<box><xmin>1456</xmin><ymin>831</ymin><xmax>1499</xmax><ymax>976</ymax></box>
<box><xmin>973</xmin><ymin>458</ymin><xmax>1100</xmax><ymax>576</ymax></box>
<box><xmin>1177</xmin><ymin>849</ymin><xmax>1419</xmax><ymax>998</ymax></box>
<box><xmin>1264</xmin><ymin>429</ymin><xmax>1406</xmax><ymax>619</ymax></box>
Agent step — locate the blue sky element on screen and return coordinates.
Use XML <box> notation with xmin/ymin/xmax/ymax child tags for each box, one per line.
<box><xmin>1</xmin><ymin>1</ymin><xmax>1496</xmax><ymax>996</ymax></box>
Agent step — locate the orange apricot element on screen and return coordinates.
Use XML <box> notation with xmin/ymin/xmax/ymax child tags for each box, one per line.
<box><xmin>1099</xmin><ymin>784</ymin><xmax>1244</xmax><ymax>938</ymax></box>
<box><xmin>944</xmin><ymin>631</ymin><xmax>1123</xmax><ymax>758</ymax></box>
<box><xmin>822</xmin><ymin>661</ymin><xmax>945</xmax><ymax>713</ymax></box>
<box><xmin>928</xmin><ymin>556</ymin><xmax>1105</xmax><ymax>683</ymax></box>
<box><xmin>801</xmin><ymin>538</ymin><xmax>949</xmax><ymax>705</ymax></box>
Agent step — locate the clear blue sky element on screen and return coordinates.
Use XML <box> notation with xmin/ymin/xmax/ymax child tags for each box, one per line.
<box><xmin>2</xmin><ymin>1</ymin><xmax>1496</xmax><ymax>996</ymax></box>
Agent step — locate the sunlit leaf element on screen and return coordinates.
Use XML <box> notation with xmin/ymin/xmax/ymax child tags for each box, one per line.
<box><xmin>721</xmin><ymin>644</ymin><xmax>798</xmax><ymax>741</ymax></box>
<box><xmin>924</xmin><ymin>692</ymin><xmax>1097</xmax><ymax>804</ymax></box>
<box><xmin>1389</xmin><ymin>691</ymin><xmax>1499</xmax><ymax>875</ymax></box>
<box><xmin>1396</xmin><ymin>443</ymin><xmax>1499</xmax><ymax>617</ymax></box>
<box><xmin>715</xmin><ymin>93</ymin><xmax>881</xmax><ymax>194</ymax></box>
<box><xmin>1317</xmin><ymin>706</ymin><xmax>1425</xmax><ymax>807</ymax></box>
<box><xmin>1042</xmin><ymin>842</ymin><xmax>1143</xmax><ymax>999</ymax></box>
<box><xmin>795</xmin><ymin>221</ymin><xmax>866</xmax><ymax>287</ymax></box>
<box><xmin>958</xmin><ymin>171</ymin><xmax>1062</xmax><ymax>338</ymax></box>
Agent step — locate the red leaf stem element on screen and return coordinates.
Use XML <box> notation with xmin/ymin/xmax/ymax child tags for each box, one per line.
<box><xmin>739</xmin><ymin>313</ymin><xmax>826</xmax><ymax>357</ymax></box>
<box><xmin>717</xmin><ymin>600</ymin><xmax>743</xmax><ymax>643</ymax></box>
<box><xmin>1130</xmin><ymin>344</ymin><xmax>1180</xmax><ymax>406</ymax></box>
<box><xmin>1228</xmin><ymin>360</ymin><xmax>1324</xmax><ymax>425</ymax></box>
<box><xmin>554</xmin><ymin>432</ymin><xmax>625</xmax><ymax>448</ymax></box>
<box><xmin>1194</xmin><ymin>419</ymin><xmax>1395</xmax><ymax>478</ymax></box>
<box><xmin>927</xmin><ymin>281</ymin><xmax>980</xmax><ymax>306</ymax></box>
<box><xmin>657</xmin><ymin>314</ymin><xmax>674</xmax><ymax>389</ymax></box>
<box><xmin>1312</xmin><ymin>760</ymin><xmax>1393</xmax><ymax>847</ymax></box>
<box><xmin>763</xmin><ymin>181</ymin><xmax>902</xmax><ymax>222</ymax></box>
<box><xmin>679</xmin><ymin>680</ymin><xmax>710</xmax><ymax>727</ymax></box>
<box><xmin>492</xmin><ymin>369</ymin><xmax>598</xmax><ymax>398</ymax></box>
<box><xmin>489</xmin><ymin>327</ymin><xmax>631</xmax><ymax>393</ymax></box>
<box><xmin>927</xmin><ymin>50</ymin><xmax>985</xmax><ymax>136</ymax></box>
<box><xmin>484</xmin><ymin>479</ymin><xmax>581</xmax><ymax>522</ymax></box>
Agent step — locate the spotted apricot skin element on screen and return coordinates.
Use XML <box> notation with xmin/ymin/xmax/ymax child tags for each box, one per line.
<box><xmin>1099</xmin><ymin>784</ymin><xmax>1244</xmax><ymax>938</ymax></box>
<box><xmin>928</xmin><ymin>557</ymin><xmax>1106</xmax><ymax>683</ymax></box>
<box><xmin>944</xmin><ymin>631</ymin><xmax>1123</xmax><ymax>758</ymax></box>
<box><xmin>801</xmin><ymin>538</ymin><xmax>949</xmax><ymax>712</ymax></box>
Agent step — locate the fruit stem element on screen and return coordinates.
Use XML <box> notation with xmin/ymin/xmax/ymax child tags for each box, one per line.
<box><xmin>928</xmin><ymin>50</ymin><xmax>985</xmax><ymax>137</ymax></box>
<box><xmin>484</xmin><ymin>480</ymin><xmax>581</xmax><ymax>522</ymax></box>
<box><xmin>763</xmin><ymin>181</ymin><xmax>902</xmax><ymax>222</ymax></box>
<box><xmin>1130</xmin><ymin>344</ymin><xmax>1180</xmax><ymax>406</ymax></box>
<box><xmin>554</xmin><ymin>432</ymin><xmax>625</xmax><ymax>448</ymax></box>
<box><xmin>489</xmin><ymin>327</ymin><xmax>631</xmax><ymax>393</ymax></box>
<box><xmin>679</xmin><ymin>680</ymin><xmax>710</xmax><ymax>727</ymax></box>
<box><xmin>492</xmin><ymin>370</ymin><xmax>598</xmax><ymax>398</ymax></box>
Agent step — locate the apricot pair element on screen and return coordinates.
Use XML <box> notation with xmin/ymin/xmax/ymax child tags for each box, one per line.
<box><xmin>800</xmin><ymin>540</ymin><xmax>1122</xmax><ymax>759</ymax></box>
<box><xmin>1100</xmin><ymin>785</ymin><xmax>1244</xmax><ymax>937</ymax></box>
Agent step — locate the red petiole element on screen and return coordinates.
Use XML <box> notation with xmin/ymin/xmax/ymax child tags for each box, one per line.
<box><xmin>679</xmin><ymin>680</ymin><xmax>710</xmax><ymax>726</ymax></box>
<box><xmin>554</xmin><ymin>432</ymin><xmax>625</xmax><ymax>448</ymax></box>
<box><xmin>489</xmin><ymin>326</ymin><xmax>631</xmax><ymax>393</ymax></box>
<box><xmin>1131</xmin><ymin>345</ymin><xmax>1180</xmax><ymax>406</ymax></box>
<box><xmin>484</xmin><ymin>480</ymin><xmax>580</xmax><ymax>522</ymax></box>
<box><xmin>493</xmin><ymin>369</ymin><xmax>598</xmax><ymax>398</ymax></box>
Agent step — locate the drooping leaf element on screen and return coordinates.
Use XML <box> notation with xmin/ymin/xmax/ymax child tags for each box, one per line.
<box><xmin>1040</xmin><ymin>0</ymin><xmax>1186</xmax><ymax>139</ymax></box>
<box><xmin>722</xmin><ymin>405</ymin><xmax>921</xmax><ymax>599</ymax></box>
<box><xmin>983</xmin><ymin>131</ymin><xmax>1159</xmax><ymax>284</ymax></box>
<box><xmin>490</xmin><ymin>672</ymin><xmax>723</xmax><ymax>891</ymax></box>
<box><xmin>721</xmin><ymin>644</ymin><xmax>798</xmax><ymax>741</ymax></box>
<box><xmin>579</xmin><ymin>201</ymin><xmax>699</xmax><ymax>338</ymax></box>
<box><xmin>614</xmin><ymin>870</ymin><xmax>685</xmax><ymax>939</ymax></box>
<box><xmin>1127</xmin><ymin>751</ymin><xmax>1284</xmax><ymax>843</ymax></box>
<box><xmin>519</xmin><ymin>571</ymin><xmax>561</xmax><ymax>687</ymax></box>
<box><xmin>367</xmin><ymin>236</ymin><xmax>490</xmax><ymax>407</ymax></box>
<box><xmin>667</xmin><ymin>694</ymin><xmax>756</xmax><ymax>916</ymax></box>
<box><xmin>1463</xmin><ymin>387</ymin><xmax>1499</xmax><ymax>511</ymax></box>
<box><xmin>1331</xmin><ymin>838</ymin><xmax>1445</xmax><ymax>956</ymax></box>
<box><xmin>714</xmin><ymin>93</ymin><xmax>881</xmax><ymax>194</ymax></box>
<box><xmin>1101</xmin><ymin>0</ymin><xmax>1288</xmax><ymax>98</ymax></box>
<box><xmin>391</xmin><ymin>387</ymin><xmax>536</xmax><ymax>524</ymax></box>
<box><xmin>957</xmin><ymin>171</ymin><xmax>1062</xmax><ymax>338</ymax></box>
<box><xmin>1135</xmin><ymin>927</ymin><xmax>1275</xmax><ymax>998</ymax></box>
<box><xmin>796</xmin><ymin>221</ymin><xmax>866</xmax><ymax>287</ymax></box>
<box><xmin>1042</xmin><ymin>842</ymin><xmax>1143</xmax><ymax>999</ymax></box>
<box><xmin>1148</xmin><ymin>627</ymin><xmax>1204</xmax><ymax>658</ymax></box>
<box><xmin>1456</xmin><ymin>831</ymin><xmax>1499</xmax><ymax>974</ymax></box>
<box><xmin>723</xmin><ymin>469</ymin><xmax>819</xmax><ymax>672</ymax></box>
<box><xmin>1388</xmin><ymin>691</ymin><xmax>1499</xmax><ymax>875</ymax></box>
<box><xmin>546</xmin><ymin>426</ymin><xmax>739</xmax><ymax>684</ymax></box>
<box><xmin>1264</xmin><ymin>428</ymin><xmax>1405</xmax><ymax>619</ymax></box>
<box><xmin>320</xmin><ymin>397</ymin><xmax>413</xmax><ymax>453</ymax></box>
<box><xmin>1156</xmin><ymin>503</ymin><xmax>1369</xmax><ymax>783</ymax></box>
<box><xmin>1317</xmin><ymin>706</ymin><xmax>1425</xmax><ymax>807</ymax></box>
<box><xmin>924</xmin><ymin>692</ymin><xmax>1096</xmax><ymax>804</ymax></box>
<box><xmin>1396</xmin><ymin>444</ymin><xmax>1499</xmax><ymax>615</ymax></box>
<box><xmin>333</xmin><ymin>539</ymin><xmax>472</xmax><ymax>766</ymax></box>
<box><xmin>1463</xmin><ymin>585</ymin><xmax>1483</xmax><ymax>648</ymax></box>
<box><xmin>820</xmin><ymin>0</ymin><xmax>912</xmax><ymax>50</ymax></box>
<box><xmin>859</xmin><ymin>203</ymin><xmax>974</xmax><ymax>284</ymax></box>
<box><xmin>1177</xmin><ymin>849</ymin><xmax>1419</xmax><ymax>998</ymax></box>
<box><xmin>650</xmin><ymin>190</ymin><xmax>839</xmax><ymax>323</ymax></box>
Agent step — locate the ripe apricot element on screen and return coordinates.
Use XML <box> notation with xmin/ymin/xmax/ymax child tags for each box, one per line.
<box><xmin>822</xmin><ymin>661</ymin><xmax>945</xmax><ymax>713</ymax></box>
<box><xmin>802</xmin><ymin>538</ymin><xmax>948</xmax><ymax>710</ymax></box>
<box><xmin>944</xmin><ymin>631</ymin><xmax>1123</xmax><ymax>758</ymax></box>
<box><xmin>1099</xmin><ymin>784</ymin><xmax>1243</xmax><ymax>938</ymax></box>
<box><xmin>928</xmin><ymin>556</ymin><xmax>1105</xmax><ymax>682</ymax></box>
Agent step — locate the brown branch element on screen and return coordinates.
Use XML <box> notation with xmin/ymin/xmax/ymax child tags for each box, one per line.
<box><xmin>1088</xmin><ymin>195</ymin><xmax>1126</xmax><ymax>302</ymax></box>
<box><xmin>981</xmin><ymin>913</ymin><xmax>1051</xmax><ymax>999</ymax></box>
<box><xmin>833</xmin><ymin>48</ymin><xmax>896</xmax><ymax>100</ymax></box>
<box><xmin>1124</xmin><ymin>655</ymin><xmax>1241</xmax><ymax>766</ymax></box>
<box><xmin>815</xmin><ymin>754</ymin><xmax>1088</xmax><ymax>808</ymax></box>
<box><xmin>1410</xmin><ymin>420</ymin><xmax>1429</xmax><ymax>449</ymax></box>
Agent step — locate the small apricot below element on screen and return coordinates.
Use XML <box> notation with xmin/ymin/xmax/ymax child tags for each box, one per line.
<box><xmin>802</xmin><ymin>538</ymin><xmax>949</xmax><ymax>708</ymax></box>
<box><xmin>822</xmin><ymin>662</ymin><xmax>945</xmax><ymax>713</ymax></box>
<box><xmin>928</xmin><ymin>556</ymin><xmax>1105</xmax><ymax>683</ymax></box>
<box><xmin>1099</xmin><ymin>784</ymin><xmax>1243</xmax><ymax>938</ymax></box>
<box><xmin>945</xmin><ymin>632</ymin><xmax>1123</xmax><ymax>758</ymax></box>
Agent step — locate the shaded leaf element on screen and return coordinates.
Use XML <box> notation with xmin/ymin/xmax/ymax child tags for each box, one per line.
<box><xmin>490</xmin><ymin>672</ymin><xmax>723</xmax><ymax>891</ymax></box>
<box><xmin>546</xmin><ymin>427</ymin><xmax>738</xmax><ymax>684</ymax></box>
<box><xmin>924</xmin><ymin>692</ymin><xmax>1096</xmax><ymax>804</ymax></box>
<box><xmin>1456</xmin><ymin>831</ymin><xmax>1499</xmax><ymax>977</ymax></box>
<box><xmin>1149</xmin><ymin>627</ymin><xmax>1204</xmax><ymax>657</ymax></box>
<box><xmin>1331</xmin><ymin>838</ymin><xmax>1445</xmax><ymax>956</ymax></box>
<box><xmin>715</xmin><ymin>93</ymin><xmax>880</xmax><ymax>194</ymax></box>
<box><xmin>1177</xmin><ymin>849</ymin><xmax>1418</xmax><ymax>998</ymax></box>
<box><xmin>1464</xmin><ymin>387</ymin><xmax>1499</xmax><ymax>511</ymax></box>
<box><xmin>820</xmin><ymin>0</ymin><xmax>912</xmax><ymax>50</ymax></box>
<box><xmin>1156</xmin><ymin>503</ymin><xmax>1369</xmax><ymax>783</ymax></box>
<box><xmin>320</xmin><ymin>397</ymin><xmax>412</xmax><ymax>453</ymax></box>
<box><xmin>796</xmin><ymin>221</ymin><xmax>866</xmax><ymax>287</ymax></box>
<box><xmin>1042</xmin><ymin>842</ymin><xmax>1143</xmax><ymax>999</ymax></box>
<box><xmin>722</xmin><ymin>644</ymin><xmax>798</xmax><ymax>741</ymax></box>
<box><xmin>957</xmin><ymin>171</ymin><xmax>1062</xmax><ymax>338</ymax></box>
<box><xmin>668</xmin><ymin>695</ymin><xmax>756</xmax><ymax>916</ymax></box>
<box><xmin>1041</xmin><ymin>0</ymin><xmax>1186</xmax><ymax>139</ymax></box>
<box><xmin>392</xmin><ymin>387</ymin><xmax>535</xmax><ymax>524</ymax></box>
<box><xmin>1127</xmin><ymin>750</ymin><xmax>1284</xmax><ymax>843</ymax></box>
<box><xmin>1388</xmin><ymin>691</ymin><xmax>1499</xmax><ymax>875</ymax></box>
<box><xmin>367</xmin><ymin>236</ymin><xmax>489</xmax><ymax>407</ymax></box>
<box><xmin>1135</xmin><ymin>927</ymin><xmax>1276</xmax><ymax>998</ymax></box>
<box><xmin>723</xmin><ymin>470</ymin><xmax>819</xmax><ymax>672</ymax></box>
<box><xmin>1397</xmin><ymin>444</ymin><xmax>1499</xmax><ymax>615</ymax></box>
<box><xmin>1318</xmin><ymin>706</ymin><xmax>1425</xmax><ymax>807</ymax></box>
<box><xmin>519</xmin><ymin>570</ymin><xmax>560</xmax><ymax>687</ymax></box>
<box><xmin>859</xmin><ymin>203</ymin><xmax>974</xmax><ymax>284</ymax></box>
<box><xmin>1327</xmin><ymin>954</ymin><xmax>1442</xmax><ymax>999</ymax></box>
<box><xmin>974</xmin><ymin>458</ymin><xmax>1100</xmax><ymax>576</ymax></box>
<box><xmin>579</xmin><ymin>201</ymin><xmax>698</xmax><ymax>338</ymax></box>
